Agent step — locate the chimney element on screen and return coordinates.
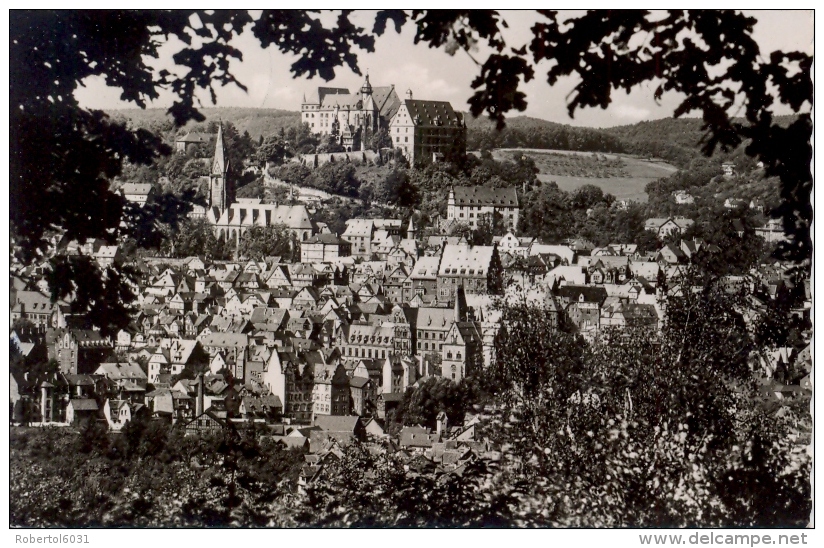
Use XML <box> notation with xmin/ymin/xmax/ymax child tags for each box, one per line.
<box><xmin>196</xmin><ymin>372</ymin><xmax>204</xmax><ymax>416</ymax></box>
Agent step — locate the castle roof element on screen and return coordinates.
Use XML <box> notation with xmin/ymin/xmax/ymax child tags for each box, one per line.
<box><xmin>400</xmin><ymin>99</ymin><xmax>463</xmax><ymax>128</ymax></box>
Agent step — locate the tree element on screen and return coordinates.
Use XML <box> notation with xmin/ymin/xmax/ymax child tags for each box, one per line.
<box><xmin>171</xmin><ymin>217</ymin><xmax>232</xmax><ymax>260</ymax></box>
<box><xmin>472</xmin><ymin>211</ymin><xmax>508</xmax><ymax>245</ymax></box>
<box><xmin>392</xmin><ymin>377</ymin><xmax>475</xmax><ymax>430</ymax></box>
<box><xmin>255</xmin><ymin>135</ymin><xmax>291</xmax><ymax>167</ymax></box>
<box><xmin>237</xmin><ymin>225</ymin><xmax>297</xmax><ymax>261</ymax></box>
<box><xmin>316</xmin><ymin>134</ymin><xmax>346</xmax><ymax>154</ymax></box>
<box><xmin>371</xmin><ymin>169</ymin><xmax>419</xmax><ymax>207</ymax></box>
<box><xmin>368</xmin><ymin>128</ymin><xmax>393</xmax><ymax>152</ymax></box>
<box><xmin>479</xmin><ymin>271</ymin><xmax>810</xmax><ymax>526</ymax></box>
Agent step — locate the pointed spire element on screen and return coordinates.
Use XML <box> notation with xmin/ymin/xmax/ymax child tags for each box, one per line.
<box><xmin>407</xmin><ymin>216</ymin><xmax>417</xmax><ymax>240</ymax></box>
<box><xmin>212</xmin><ymin>122</ymin><xmax>227</xmax><ymax>177</ymax></box>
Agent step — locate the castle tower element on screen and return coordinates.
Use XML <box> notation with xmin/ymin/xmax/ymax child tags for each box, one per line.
<box><xmin>209</xmin><ymin>123</ymin><xmax>232</xmax><ymax>211</ymax></box>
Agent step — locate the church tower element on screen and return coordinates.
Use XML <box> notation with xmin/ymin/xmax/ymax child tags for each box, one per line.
<box><xmin>210</xmin><ymin>123</ymin><xmax>232</xmax><ymax>211</ymax></box>
<box><xmin>360</xmin><ymin>73</ymin><xmax>373</xmax><ymax>103</ymax></box>
<box><xmin>406</xmin><ymin>216</ymin><xmax>417</xmax><ymax>240</ymax></box>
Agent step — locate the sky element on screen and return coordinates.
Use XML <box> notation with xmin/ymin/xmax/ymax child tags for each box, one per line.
<box><xmin>74</xmin><ymin>10</ymin><xmax>814</xmax><ymax>128</ymax></box>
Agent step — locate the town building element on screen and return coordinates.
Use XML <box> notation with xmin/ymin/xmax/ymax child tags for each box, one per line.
<box><xmin>644</xmin><ymin>217</ymin><xmax>694</xmax><ymax>239</ymax></box>
<box><xmin>755</xmin><ymin>218</ymin><xmax>790</xmax><ymax>243</ymax></box>
<box><xmin>120</xmin><ymin>183</ymin><xmax>155</xmax><ymax>206</ymax></box>
<box><xmin>300</xmin><ymin>233</ymin><xmax>352</xmax><ymax>263</ymax></box>
<box><xmin>447</xmin><ymin>186</ymin><xmax>519</xmax><ymax>230</ymax></box>
<box><xmin>174</xmin><ymin>132</ymin><xmax>212</xmax><ymax>154</ymax></box>
<box><xmin>341</xmin><ymin>218</ymin><xmax>402</xmax><ymax>259</ymax></box>
<box><xmin>436</xmin><ymin>243</ymin><xmax>503</xmax><ymax>305</ymax></box>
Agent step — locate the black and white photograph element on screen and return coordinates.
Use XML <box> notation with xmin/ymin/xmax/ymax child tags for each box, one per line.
<box><xmin>8</xmin><ymin>8</ymin><xmax>814</xmax><ymax>533</ymax></box>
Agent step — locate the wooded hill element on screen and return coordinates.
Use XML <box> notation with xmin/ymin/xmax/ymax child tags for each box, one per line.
<box><xmin>108</xmin><ymin>107</ymin><xmax>800</xmax><ymax>173</ymax></box>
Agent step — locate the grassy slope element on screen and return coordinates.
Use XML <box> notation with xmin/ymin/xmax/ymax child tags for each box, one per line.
<box><xmin>493</xmin><ymin>148</ymin><xmax>677</xmax><ymax>202</ymax></box>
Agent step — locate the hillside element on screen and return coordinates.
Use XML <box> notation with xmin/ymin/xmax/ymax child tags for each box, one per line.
<box><xmin>465</xmin><ymin>115</ymin><xmax>626</xmax><ymax>153</ymax></box>
<box><xmin>603</xmin><ymin>115</ymin><xmax>802</xmax><ymax>169</ymax></box>
<box><xmin>108</xmin><ymin>107</ymin><xmax>300</xmax><ymax>139</ymax></box>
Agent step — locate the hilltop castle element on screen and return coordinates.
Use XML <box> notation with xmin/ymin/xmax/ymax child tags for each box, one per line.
<box><xmin>302</xmin><ymin>74</ymin><xmax>466</xmax><ymax>163</ymax></box>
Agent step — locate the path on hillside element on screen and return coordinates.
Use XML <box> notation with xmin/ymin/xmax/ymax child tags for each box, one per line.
<box><xmin>263</xmin><ymin>173</ymin><xmax>397</xmax><ymax>210</ymax></box>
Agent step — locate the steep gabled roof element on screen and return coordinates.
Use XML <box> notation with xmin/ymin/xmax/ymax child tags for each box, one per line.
<box><xmin>452</xmin><ymin>186</ymin><xmax>518</xmax><ymax>207</ymax></box>
<box><xmin>555</xmin><ymin>285</ymin><xmax>608</xmax><ymax>304</ymax></box>
<box><xmin>401</xmin><ymin>99</ymin><xmax>463</xmax><ymax>128</ymax></box>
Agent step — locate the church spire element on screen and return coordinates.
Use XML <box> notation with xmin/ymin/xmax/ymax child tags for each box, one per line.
<box><xmin>209</xmin><ymin>122</ymin><xmax>232</xmax><ymax>211</ymax></box>
<box><xmin>406</xmin><ymin>216</ymin><xmax>417</xmax><ymax>240</ymax></box>
<box><xmin>212</xmin><ymin>122</ymin><xmax>227</xmax><ymax>177</ymax></box>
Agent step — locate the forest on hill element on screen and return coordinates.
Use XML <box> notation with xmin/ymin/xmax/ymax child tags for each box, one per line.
<box><xmin>109</xmin><ymin>107</ymin><xmax>300</xmax><ymax>140</ymax></box>
<box><xmin>108</xmin><ymin>107</ymin><xmax>799</xmax><ymax>173</ymax></box>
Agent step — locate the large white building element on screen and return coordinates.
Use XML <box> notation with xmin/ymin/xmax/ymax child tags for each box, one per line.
<box><xmin>389</xmin><ymin>90</ymin><xmax>466</xmax><ymax>164</ymax></box>
<box><xmin>301</xmin><ymin>75</ymin><xmax>401</xmax><ymax>151</ymax></box>
<box><xmin>447</xmin><ymin>186</ymin><xmax>520</xmax><ymax>231</ymax></box>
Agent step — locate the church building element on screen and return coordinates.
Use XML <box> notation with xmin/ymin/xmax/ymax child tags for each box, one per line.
<box><xmin>206</xmin><ymin>124</ymin><xmax>315</xmax><ymax>245</ymax></box>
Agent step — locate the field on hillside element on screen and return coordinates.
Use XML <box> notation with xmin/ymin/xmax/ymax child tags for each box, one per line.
<box><xmin>493</xmin><ymin>148</ymin><xmax>678</xmax><ymax>202</ymax></box>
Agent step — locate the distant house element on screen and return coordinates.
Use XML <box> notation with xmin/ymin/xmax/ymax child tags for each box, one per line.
<box><xmin>447</xmin><ymin>186</ymin><xmax>519</xmax><ymax>231</ymax></box>
<box><xmin>184</xmin><ymin>409</ymin><xmax>235</xmax><ymax>435</ymax></box>
<box><xmin>754</xmin><ymin>219</ymin><xmax>789</xmax><ymax>243</ymax></box>
<box><xmin>103</xmin><ymin>399</ymin><xmax>143</xmax><ymax>431</ymax></box>
<box><xmin>673</xmin><ymin>190</ymin><xmax>695</xmax><ymax>204</ymax></box>
<box><xmin>309</xmin><ymin>415</ymin><xmax>366</xmax><ymax>452</ymax></box>
<box><xmin>600</xmin><ymin>300</ymin><xmax>659</xmax><ymax>330</ymax></box>
<box><xmin>399</xmin><ymin>425</ymin><xmax>439</xmax><ymax>450</ymax></box>
<box><xmin>724</xmin><ymin>198</ymin><xmax>748</xmax><ymax>209</ymax></box>
<box><xmin>555</xmin><ymin>285</ymin><xmax>608</xmax><ymax>331</ymax></box>
<box><xmin>10</xmin><ymin>290</ymin><xmax>60</xmax><ymax>331</ymax></box>
<box><xmin>65</xmin><ymin>398</ymin><xmax>99</xmax><ymax>425</ymax></box>
<box><xmin>175</xmin><ymin>132</ymin><xmax>212</xmax><ymax>154</ymax></box>
<box><xmin>120</xmin><ymin>183</ymin><xmax>155</xmax><ymax>206</ymax></box>
<box><xmin>238</xmin><ymin>394</ymin><xmax>283</xmax><ymax>421</ymax></box>
<box><xmin>644</xmin><ymin>217</ymin><xmax>694</xmax><ymax>239</ymax></box>
<box><xmin>94</xmin><ymin>245</ymin><xmax>123</xmax><ymax>269</ymax></box>
<box><xmin>52</xmin><ymin>329</ymin><xmax>113</xmax><ymax>375</ymax></box>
